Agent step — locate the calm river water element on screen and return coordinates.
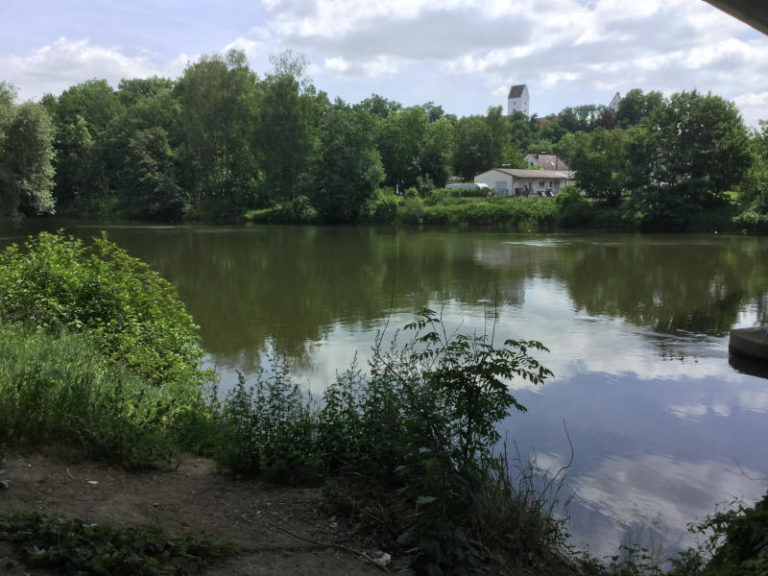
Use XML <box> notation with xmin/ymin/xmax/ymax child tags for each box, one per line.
<box><xmin>3</xmin><ymin>220</ymin><xmax>767</xmax><ymax>559</ymax></box>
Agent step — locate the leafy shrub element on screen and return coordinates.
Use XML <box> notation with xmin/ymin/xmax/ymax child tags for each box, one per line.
<box><xmin>371</xmin><ymin>191</ymin><xmax>400</xmax><ymax>223</ymax></box>
<box><xmin>0</xmin><ymin>325</ymin><xmax>190</xmax><ymax>468</ymax></box>
<box><xmin>275</xmin><ymin>195</ymin><xmax>318</xmax><ymax>223</ymax></box>
<box><xmin>734</xmin><ymin>210</ymin><xmax>768</xmax><ymax>234</ymax></box>
<box><xmin>317</xmin><ymin>309</ymin><xmax>553</xmax><ymax>574</ymax></box>
<box><xmin>419</xmin><ymin>197</ymin><xmax>557</xmax><ymax>229</ymax></box>
<box><xmin>0</xmin><ymin>512</ymin><xmax>232</xmax><ymax>575</ymax></box>
<box><xmin>0</xmin><ymin>231</ymin><xmax>206</xmax><ymax>392</ymax></box>
<box><xmin>214</xmin><ymin>360</ymin><xmax>319</xmax><ymax>484</ymax></box>
<box><xmin>402</xmin><ymin>197</ymin><xmax>425</xmax><ymax>224</ymax></box>
<box><xmin>556</xmin><ymin>186</ymin><xmax>592</xmax><ymax>228</ymax></box>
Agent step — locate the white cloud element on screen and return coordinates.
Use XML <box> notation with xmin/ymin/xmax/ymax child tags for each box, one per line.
<box><xmin>324</xmin><ymin>56</ymin><xmax>349</xmax><ymax>73</ymax></box>
<box><xmin>0</xmin><ymin>37</ymin><xmax>160</xmax><ymax>100</ymax></box>
<box><xmin>734</xmin><ymin>92</ymin><xmax>768</xmax><ymax>127</ymax></box>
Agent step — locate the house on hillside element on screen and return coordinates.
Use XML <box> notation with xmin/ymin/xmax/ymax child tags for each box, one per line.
<box><xmin>508</xmin><ymin>84</ymin><xmax>529</xmax><ymax>116</ymax></box>
<box><xmin>524</xmin><ymin>153</ymin><xmax>571</xmax><ymax>173</ymax></box>
<box><xmin>474</xmin><ymin>168</ymin><xmax>574</xmax><ymax>197</ymax></box>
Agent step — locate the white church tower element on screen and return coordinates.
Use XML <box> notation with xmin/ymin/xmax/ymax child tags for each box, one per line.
<box><xmin>508</xmin><ymin>84</ymin><xmax>529</xmax><ymax>116</ymax></box>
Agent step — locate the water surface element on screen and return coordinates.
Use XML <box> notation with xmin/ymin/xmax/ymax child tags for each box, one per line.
<box><xmin>4</xmin><ymin>221</ymin><xmax>767</xmax><ymax>558</ymax></box>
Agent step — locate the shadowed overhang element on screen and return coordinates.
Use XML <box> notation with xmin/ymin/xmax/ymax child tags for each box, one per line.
<box><xmin>704</xmin><ymin>0</ymin><xmax>768</xmax><ymax>35</ymax></box>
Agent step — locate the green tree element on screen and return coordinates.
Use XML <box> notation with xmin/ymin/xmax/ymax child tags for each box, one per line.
<box><xmin>419</xmin><ymin>117</ymin><xmax>454</xmax><ymax>188</ymax></box>
<box><xmin>355</xmin><ymin>93</ymin><xmax>402</xmax><ymax>119</ymax></box>
<box><xmin>119</xmin><ymin>127</ymin><xmax>187</xmax><ymax>221</ymax></box>
<box><xmin>738</xmin><ymin>120</ymin><xmax>768</xmax><ymax>213</ymax></box>
<box><xmin>637</xmin><ymin>91</ymin><xmax>750</xmax><ymax>227</ymax></box>
<box><xmin>0</xmin><ymin>85</ymin><xmax>56</xmax><ymax>218</ymax></box>
<box><xmin>376</xmin><ymin>106</ymin><xmax>428</xmax><ymax>189</ymax></box>
<box><xmin>257</xmin><ymin>51</ymin><xmax>318</xmax><ymax>205</ymax></box>
<box><xmin>570</xmin><ymin>128</ymin><xmax>628</xmax><ymax>203</ymax></box>
<box><xmin>615</xmin><ymin>88</ymin><xmax>663</xmax><ymax>128</ymax></box>
<box><xmin>47</xmin><ymin>79</ymin><xmax>122</xmax><ymax>212</ymax></box>
<box><xmin>174</xmin><ymin>50</ymin><xmax>259</xmax><ymax>217</ymax></box>
<box><xmin>452</xmin><ymin>116</ymin><xmax>492</xmax><ymax>181</ymax></box>
<box><xmin>310</xmin><ymin>102</ymin><xmax>384</xmax><ymax>222</ymax></box>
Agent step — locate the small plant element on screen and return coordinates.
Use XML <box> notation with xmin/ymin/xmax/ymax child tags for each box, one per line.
<box><xmin>214</xmin><ymin>359</ymin><xmax>319</xmax><ymax>484</ymax></box>
<box><xmin>0</xmin><ymin>512</ymin><xmax>232</xmax><ymax>575</ymax></box>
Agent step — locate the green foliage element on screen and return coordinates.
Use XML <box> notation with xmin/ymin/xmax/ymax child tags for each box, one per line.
<box><xmin>310</xmin><ymin>103</ymin><xmax>384</xmax><ymax>222</ymax></box>
<box><xmin>420</xmin><ymin>196</ymin><xmax>557</xmax><ymax>229</ymax></box>
<box><xmin>570</xmin><ymin>128</ymin><xmax>629</xmax><ymax>203</ymax></box>
<box><xmin>0</xmin><ymin>87</ymin><xmax>56</xmax><ymax>218</ymax></box>
<box><xmin>317</xmin><ymin>309</ymin><xmax>554</xmax><ymax>574</ymax></box>
<box><xmin>734</xmin><ymin>210</ymin><xmax>768</xmax><ymax>234</ymax></box>
<box><xmin>452</xmin><ymin>116</ymin><xmax>494</xmax><ymax>181</ymax></box>
<box><xmin>119</xmin><ymin>127</ymin><xmax>188</xmax><ymax>221</ymax></box>
<box><xmin>0</xmin><ymin>231</ymin><xmax>205</xmax><ymax>392</ymax></box>
<box><xmin>214</xmin><ymin>361</ymin><xmax>319</xmax><ymax>484</ymax></box>
<box><xmin>371</xmin><ymin>189</ymin><xmax>400</xmax><ymax>223</ymax></box>
<box><xmin>0</xmin><ymin>512</ymin><xmax>232</xmax><ymax>575</ymax></box>
<box><xmin>257</xmin><ymin>51</ymin><xmax>318</xmax><ymax>205</ymax></box>
<box><xmin>0</xmin><ymin>325</ymin><xmax>190</xmax><ymax>468</ymax></box>
<box><xmin>402</xmin><ymin>196</ymin><xmax>424</xmax><ymax>223</ymax></box>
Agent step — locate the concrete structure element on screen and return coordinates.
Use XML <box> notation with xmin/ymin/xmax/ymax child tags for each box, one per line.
<box><xmin>705</xmin><ymin>0</ymin><xmax>768</xmax><ymax>36</ymax></box>
<box><xmin>507</xmin><ymin>84</ymin><xmax>529</xmax><ymax>116</ymax></box>
<box><xmin>474</xmin><ymin>168</ymin><xmax>575</xmax><ymax>197</ymax></box>
<box><xmin>524</xmin><ymin>153</ymin><xmax>571</xmax><ymax>172</ymax></box>
<box><xmin>609</xmin><ymin>92</ymin><xmax>621</xmax><ymax>112</ymax></box>
<box><xmin>729</xmin><ymin>327</ymin><xmax>768</xmax><ymax>363</ymax></box>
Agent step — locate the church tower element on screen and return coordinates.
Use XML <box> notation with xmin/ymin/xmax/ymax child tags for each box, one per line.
<box><xmin>508</xmin><ymin>84</ymin><xmax>529</xmax><ymax>116</ymax></box>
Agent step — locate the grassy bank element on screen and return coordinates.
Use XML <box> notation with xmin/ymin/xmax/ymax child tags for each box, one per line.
<box><xmin>1</xmin><ymin>231</ymin><xmax>765</xmax><ymax>575</ymax></box>
<box><xmin>244</xmin><ymin>186</ymin><xmax>767</xmax><ymax>234</ymax></box>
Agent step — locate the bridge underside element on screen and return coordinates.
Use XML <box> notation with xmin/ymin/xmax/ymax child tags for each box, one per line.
<box><xmin>704</xmin><ymin>0</ymin><xmax>768</xmax><ymax>35</ymax></box>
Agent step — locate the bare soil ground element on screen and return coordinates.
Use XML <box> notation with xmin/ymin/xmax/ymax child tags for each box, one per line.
<box><xmin>0</xmin><ymin>453</ymin><xmax>384</xmax><ymax>575</ymax></box>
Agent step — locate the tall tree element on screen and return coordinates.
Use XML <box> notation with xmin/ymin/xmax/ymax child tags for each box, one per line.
<box><xmin>570</xmin><ymin>128</ymin><xmax>628</xmax><ymax>203</ymax></box>
<box><xmin>175</xmin><ymin>49</ymin><xmax>259</xmax><ymax>217</ymax></box>
<box><xmin>0</xmin><ymin>85</ymin><xmax>56</xmax><ymax>218</ymax></box>
<box><xmin>311</xmin><ymin>102</ymin><xmax>384</xmax><ymax>222</ymax></box>
<box><xmin>119</xmin><ymin>127</ymin><xmax>187</xmax><ymax>221</ymax></box>
<box><xmin>376</xmin><ymin>106</ymin><xmax>428</xmax><ymax>189</ymax></box>
<box><xmin>633</xmin><ymin>91</ymin><xmax>750</xmax><ymax>229</ymax></box>
<box><xmin>257</xmin><ymin>51</ymin><xmax>318</xmax><ymax>205</ymax></box>
<box><xmin>452</xmin><ymin>116</ymin><xmax>492</xmax><ymax>181</ymax></box>
<box><xmin>48</xmin><ymin>79</ymin><xmax>122</xmax><ymax>211</ymax></box>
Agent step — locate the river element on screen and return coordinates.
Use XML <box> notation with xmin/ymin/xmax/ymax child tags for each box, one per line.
<box><xmin>3</xmin><ymin>220</ymin><xmax>767</xmax><ymax>560</ymax></box>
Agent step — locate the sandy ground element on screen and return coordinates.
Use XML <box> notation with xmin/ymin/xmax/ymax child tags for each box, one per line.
<box><xmin>0</xmin><ymin>453</ymin><xmax>385</xmax><ymax>575</ymax></box>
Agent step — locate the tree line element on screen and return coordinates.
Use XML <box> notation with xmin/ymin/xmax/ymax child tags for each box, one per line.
<box><xmin>1</xmin><ymin>50</ymin><xmax>766</xmax><ymax>229</ymax></box>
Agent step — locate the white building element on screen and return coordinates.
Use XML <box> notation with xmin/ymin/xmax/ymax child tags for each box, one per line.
<box><xmin>507</xmin><ymin>84</ymin><xmax>529</xmax><ymax>116</ymax></box>
<box><xmin>474</xmin><ymin>168</ymin><xmax>575</xmax><ymax>197</ymax></box>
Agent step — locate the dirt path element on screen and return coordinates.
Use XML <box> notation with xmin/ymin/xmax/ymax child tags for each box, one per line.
<box><xmin>0</xmin><ymin>453</ymin><xmax>384</xmax><ymax>575</ymax></box>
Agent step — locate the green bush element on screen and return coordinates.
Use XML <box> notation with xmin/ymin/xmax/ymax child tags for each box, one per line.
<box><xmin>734</xmin><ymin>211</ymin><xmax>768</xmax><ymax>234</ymax></box>
<box><xmin>0</xmin><ymin>231</ymin><xmax>206</xmax><ymax>392</ymax></box>
<box><xmin>419</xmin><ymin>197</ymin><xmax>557</xmax><ymax>229</ymax></box>
<box><xmin>0</xmin><ymin>512</ymin><xmax>232</xmax><ymax>575</ymax></box>
<box><xmin>214</xmin><ymin>360</ymin><xmax>319</xmax><ymax>484</ymax></box>
<box><xmin>371</xmin><ymin>191</ymin><xmax>400</xmax><ymax>223</ymax></box>
<box><xmin>317</xmin><ymin>309</ymin><xmax>554</xmax><ymax>574</ymax></box>
<box><xmin>402</xmin><ymin>197</ymin><xmax>425</xmax><ymax>224</ymax></box>
<box><xmin>0</xmin><ymin>325</ymin><xmax>191</xmax><ymax>468</ymax></box>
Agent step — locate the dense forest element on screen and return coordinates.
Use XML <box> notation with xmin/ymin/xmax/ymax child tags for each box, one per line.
<box><xmin>1</xmin><ymin>49</ymin><xmax>767</xmax><ymax>230</ymax></box>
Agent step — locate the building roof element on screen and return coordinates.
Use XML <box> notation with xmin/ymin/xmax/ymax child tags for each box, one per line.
<box><xmin>525</xmin><ymin>153</ymin><xmax>571</xmax><ymax>172</ymax></box>
<box><xmin>485</xmin><ymin>168</ymin><xmax>573</xmax><ymax>179</ymax></box>
<box><xmin>508</xmin><ymin>84</ymin><xmax>527</xmax><ymax>98</ymax></box>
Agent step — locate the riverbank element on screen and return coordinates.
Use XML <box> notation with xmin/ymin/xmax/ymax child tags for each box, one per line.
<box><xmin>243</xmin><ymin>188</ymin><xmax>768</xmax><ymax>234</ymax></box>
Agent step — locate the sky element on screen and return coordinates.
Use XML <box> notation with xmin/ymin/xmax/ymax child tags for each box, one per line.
<box><xmin>1</xmin><ymin>0</ymin><xmax>767</xmax><ymax>126</ymax></box>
